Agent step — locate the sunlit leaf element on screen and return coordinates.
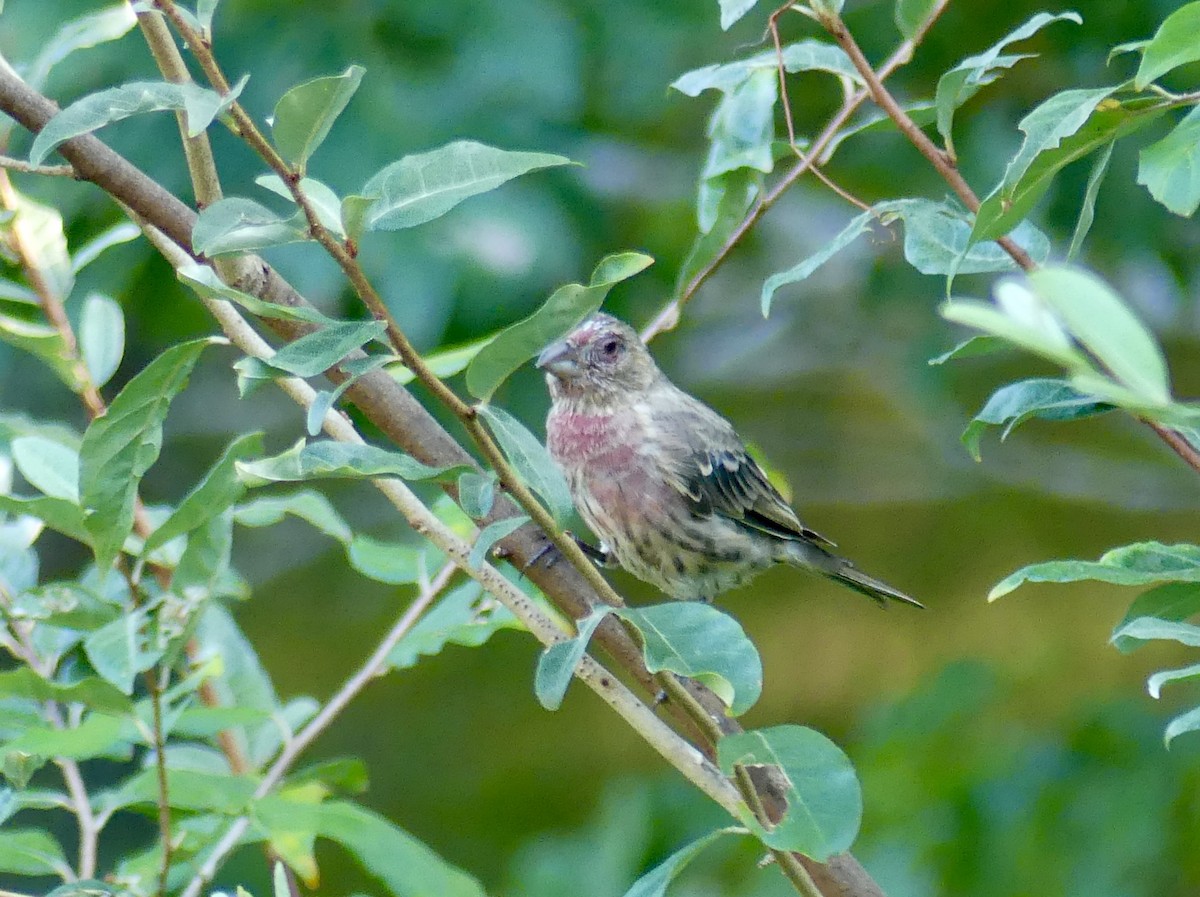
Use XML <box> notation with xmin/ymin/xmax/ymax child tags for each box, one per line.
<box><xmin>960</xmin><ymin>378</ymin><xmax>1112</xmax><ymax>461</ymax></box>
<box><xmin>1111</xmin><ymin>583</ymin><xmax>1200</xmax><ymax>653</ymax></box>
<box><xmin>387</xmin><ymin>336</ymin><xmax>495</xmax><ymax>387</ymax></box>
<box><xmin>672</xmin><ymin>40</ymin><xmax>861</xmax><ymax>97</ymax></box>
<box><xmin>259</xmin><ymin>321</ymin><xmax>386</xmax><ymax>378</ymax></box>
<box><xmin>717</xmin><ymin>725</ymin><xmax>862</xmax><ymax>860</ymax></box>
<box><xmin>80</xmin><ymin>338</ymin><xmax>220</xmax><ymax>569</ymax></box>
<box><xmin>30</xmin><ymin>79</ymin><xmax>244</xmax><ymax>165</ymax></box>
<box><xmin>354</xmin><ymin>140</ymin><xmax>574</xmax><ymax>232</ymax></box>
<box><xmin>476</xmin><ymin>405</ymin><xmax>573</xmax><ymax>524</ymax></box>
<box><xmin>465</xmin><ymin>251</ymin><xmax>653</xmax><ymax>399</ymax></box>
<box><xmin>1135</xmin><ymin>2</ymin><xmax>1200</xmax><ymax>88</ymax></box>
<box><xmin>616</xmin><ymin>603</ymin><xmax>762</xmax><ymax>715</ymax></box>
<box><xmin>1137</xmin><ymin>105</ymin><xmax>1200</xmax><ymax>217</ymax></box>
<box><xmin>990</xmin><ymin>542</ymin><xmax>1200</xmax><ymax>601</ymax></box>
<box><xmin>271</xmin><ymin>65</ymin><xmax>365</xmax><ymax>169</ymax></box>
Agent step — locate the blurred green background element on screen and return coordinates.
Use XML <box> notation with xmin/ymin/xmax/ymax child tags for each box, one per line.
<box><xmin>3</xmin><ymin>0</ymin><xmax>1200</xmax><ymax>894</ymax></box>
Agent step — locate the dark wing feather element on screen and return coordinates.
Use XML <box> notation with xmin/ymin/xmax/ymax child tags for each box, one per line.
<box><xmin>660</xmin><ymin>393</ymin><xmax>833</xmax><ymax>547</ymax></box>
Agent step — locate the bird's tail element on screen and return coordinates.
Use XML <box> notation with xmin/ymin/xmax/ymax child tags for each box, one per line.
<box><xmin>786</xmin><ymin>541</ymin><xmax>924</xmax><ymax>608</ymax></box>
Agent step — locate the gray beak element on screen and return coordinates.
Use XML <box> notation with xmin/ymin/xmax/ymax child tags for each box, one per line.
<box><xmin>535</xmin><ymin>340</ymin><xmax>582</xmax><ymax>379</ymax></box>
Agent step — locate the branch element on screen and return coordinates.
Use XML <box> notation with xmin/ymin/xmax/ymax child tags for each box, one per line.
<box><xmin>0</xmin><ymin>154</ymin><xmax>75</xmax><ymax>177</ymax></box>
<box><xmin>640</xmin><ymin>0</ymin><xmax>952</xmax><ymax>342</ymax></box>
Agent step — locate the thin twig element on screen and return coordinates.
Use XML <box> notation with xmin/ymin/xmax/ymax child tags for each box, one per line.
<box><xmin>640</xmin><ymin>0</ymin><xmax>953</xmax><ymax>342</ymax></box>
<box><xmin>148</xmin><ymin>672</ymin><xmax>172</xmax><ymax>896</ymax></box>
<box><xmin>0</xmin><ymin>154</ymin><xmax>75</xmax><ymax>177</ymax></box>
<box><xmin>1144</xmin><ymin>419</ymin><xmax>1200</xmax><ymax>475</ymax></box>
<box><xmin>44</xmin><ymin>706</ymin><xmax>99</xmax><ymax>879</ymax></box>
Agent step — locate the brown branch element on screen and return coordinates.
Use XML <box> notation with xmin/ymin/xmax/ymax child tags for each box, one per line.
<box><xmin>0</xmin><ymin>154</ymin><xmax>75</xmax><ymax>177</ymax></box>
<box><xmin>641</xmin><ymin>0</ymin><xmax>953</xmax><ymax>342</ymax></box>
<box><xmin>1144</xmin><ymin>419</ymin><xmax>1200</xmax><ymax>475</ymax></box>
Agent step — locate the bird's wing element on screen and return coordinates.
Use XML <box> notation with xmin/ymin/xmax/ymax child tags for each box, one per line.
<box><xmin>659</xmin><ymin>393</ymin><xmax>835</xmax><ymax>547</ymax></box>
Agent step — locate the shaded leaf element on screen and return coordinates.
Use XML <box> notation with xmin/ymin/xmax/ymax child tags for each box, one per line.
<box><xmin>535</xmin><ymin>608</ymin><xmax>609</xmax><ymax>710</ymax></box>
<box><xmin>476</xmin><ymin>405</ymin><xmax>573</xmax><ymax>524</ymax></box>
<box><xmin>961</xmin><ymin>378</ymin><xmax>1112</xmax><ymax>461</ymax></box>
<box><xmin>0</xmin><ymin>312</ymin><xmax>78</xmax><ymax>388</ymax></box>
<box><xmin>1135</xmin><ymin>2</ymin><xmax>1200</xmax><ymax>88</ymax></box>
<box><xmin>894</xmin><ymin>0</ymin><xmax>939</xmax><ymax>39</ymax></box>
<box><xmin>465</xmin><ymin>251</ymin><xmax>653</xmax><ymax>399</ymax></box>
<box><xmin>176</xmin><ymin>261</ymin><xmax>339</xmax><ymax>326</ymax></box>
<box><xmin>1067</xmin><ymin>140</ymin><xmax>1115</xmax><ymax>260</ymax></box>
<box><xmin>306</xmin><ymin>355</ymin><xmax>395</xmax><ymax>436</ymax></box>
<box><xmin>1137</xmin><ymin>104</ymin><xmax>1200</xmax><ymax>217</ymax></box>
<box><xmin>237</xmin><ymin>439</ymin><xmax>456</xmax><ymax>487</ymax></box>
<box><xmin>616</xmin><ymin>602</ymin><xmax>762</xmax><ymax>716</ymax></box>
<box><xmin>79</xmin><ymin>293</ymin><xmax>125</xmax><ymax>388</ymax></box>
<box><xmin>145</xmin><ymin>432</ymin><xmax>264</xmax><ymax>552</ymax></box>
<box><xmin>761</xmin><ymin>207</ymin><xmax>879</xmax><ymax>315</ymax></box>
<box><xmin>0</xmin><ymin>829</ymin><xmax>69</xmax><ymax>877</ymax></box>
<box><xmin>261</xmin><ymin>321</ymin><xmax>386</xmax><ymax>378</ymax></box>
<box><xmin>1165</xmin><ymin>705</ymin><xmax>1200</xmax><ymax>747</ymax></box>
<box><xmin>1112</xmin><ymin>582</ymin><xmax>1200</xmax><ymax>653</ymax></box>
<box><xmin>0</xmin><ymin>667</ymin><xmax>130</xmax><ymax>714</ymax></box>
<box><xmin>271</xmin><ymin>65</ymin><xmax>365</xmax><ymax>169</ymax></box>
<box><xmin>672</xmin><ymin>40</ymin><xmax>861</xmax><ymax>97</ymax></box>
<box><xmin>679</xmin><ymin>169</ymin><xmax>760</xmax><ymax>294</ymax></box>
<box><xmin>622</xmin><ymin>828</ymin><xmax>744</xmax><ymax>897</ymax></box>
<box><xmin>233</xmin><ymin>490</ymin><xmax>352</xmax><ymax>544</ymax></box>
<box><xmin>1028</xmin><ymin>266</ymin><xmax>1170</xmax><ymax>405</ymax></box>
<box><xmin>468</xmin><ymin>516</ymin><xmax>530</xmax><ymax>569</ymax></box>
<box><xmin>389</xmin><ymin>581</ymin><xmax>522</xmax><ymax>670</ymax></box>
<box><xmin>990</xmin><ymin>542</ymin><xmax>1200</xmax><ymax>601</ymax></box>
<box><xmin>31</xmin><ymin>79</ymin><xmax>243</xmax><ymax>165</ymax></box>
<box><xmin>79</xmin><ymin>337</ymin><xmax>220</xmax><ymax>569</ymax></box>
<box><xmin>355</xmin><ymin>141</ymin><xmax>573</xmax><ymax>231</ymax></box>
<box><xmin>84</xmin><ymin>609</ymin><xmax>162</xmax><ymax>694</ymax></box>
<box><xmin>0</xmin><ymin>495</ymin><xmax>89</xmax><ymax>545</ymax></box>
<box><xmin>717</xmin><ymin>725</ymin><xmax>862</xmax><ymax>860</ymax></box>
<box><xmin>347</xmin><ymin>536</ymin><xmax>425</xmax><ymax>585</ymax></box>
<box><xmin>25</xmin><ymin>4</ymin><xmax>138</xmax><ymax>92</ymax></box>
<box><xmin>70</xmin><ymin>221</ymin><xmax>141</xmax><ymax>274</ymax></box>
<box><xmin>718</xmin><ymin>0</ymin><xmax>759</xmax><ymax>30</ymax></box>
<box><xmin>892</xmin><ymin>198</ymin><xmax>1050</xmax><ymax>275</ymax></box>
<box><xmin>256</xmin><ymin>174</ymin><xmax>345</xmax><ymax>238</ymax></box>
<box><xmin>5</xmin><ymin>713</ymin><xmax>126</xmax><ymax>761</ymax></box>
<box><xmin>11</xmin><ymin>436</ymin><xmax>79</xmax><ymax>502</ymax></box>
<box><xmin>457</xmin><ymin>471</ymin><xmax>495</xmax><ymax>519</ymax></box>
<box><xmin>192</xmin><ymin>197</ymin><xmax>309</xmax><ymax>256</ymax></box>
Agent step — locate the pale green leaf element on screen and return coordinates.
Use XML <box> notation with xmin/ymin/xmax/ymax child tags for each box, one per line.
<box><xmin>256</xmin><ymin>174</ymin><xmax>346</xmax><ymax>238</ymax></box>
<box><xmin>306</xmin><ymin>355</ymin><xmax>394</xmax><ymax>436</ymax></box>
<box><xmin>388</xmin><ymin>581</ymin><xmax>522</xmax><ymax>670</ymax></box>
<box><xmin>1137</xmin><ymin>105</ymin><xmax>1200</xmax><ymax>217</ymax></box>
<box><xmin>1148</xmin><ymin>662</ymin><xmax>1200</xmax><ymax>699</ymax></box>
<box><xmin>260</xmin><ymin>321</ymin><xmax>386</xmax><ymax>378</ymax></box>
<box><xmin>1164</xmin><ymin>704</ymin><xmax>1200</xmax><ymax>746</ymax></box>
<box><xmin>5</xmin><ymin>713</ymin><xmax>126</xmax><ymax>760</ymax></box>
<box><xmin>232</xmin><ymin>490</ymin><xmax>352</xmax><ymax>544</ymax></box>
<box><xmin>11</xmin><ymin>435</ymin><xmax>79</xmax><ymax>502</ymax></box>
<box><xmin>70</xmin><ymin>221</ymin><xmax>141</xmax><ymax>274</ymax></box>
<box><xmin>192</xmin><ymin>197</ymin><xmax>309</xmax><ymax>256</ymax></box>
<box><xmin>535</xmin><ymin>608</ymin><xmax>609</xmax><ymax>710</ymax></box>
<box><xmin>0</xmin><ymin>829</ymin><xmax>70</xmax><ymax>877</ymax></box>
<box><xmin>236</xmin><ymin>439</ymin><xmax>456</xmax><ymax>487</ymax></box>
<box><xmin>672</xmin><ymin>40</ymin><xmax>862</xmax><ymax>97</ymax></box>
<box><xmin>347</xmin><ymin>536</ymin><xmax>424</xmax><ymax>585</ymax></box>
<box><xmin>761</xmin><ymin>208</ymin><xmax>879</xmax><ymax>315</ymax></box>
<box><xmin>475</xmin><ymin>405</ymin><xmax>573</xmax><ymax>524</ymax></box>
<box><xmin>175</xmin><ymin>261</ymin><xmax>339</xmax><ymax>326</ymax></box>
<box><xmin>622</xmin><ymin>828</ymin><xmax>745</xmax><ymax>897</ymax></box>
<box><xmin>25</xmin><ymin>5</ymin><xmax>138</xmax><ymax>92</ymax></box>
<box><xmin>990</xmin><ymin>542</ymin><xmax>1200</xmax><ymax>601</ymax></box>
<box><xmin>718</xmin><ymin>0</ymin><xmax>759</xmax><ymax>30</ymax></box>
<box><xmin>457</xmin><ymin>471</ymin><xmax>495</xmax><ymax>519</ymax></box>
<box><xmin>79</xmin><ymin>293</ymin><xmax>125</xmax><ymax>388</ymax></box>
<box><xmin>271</xmin><ymin>65</ymin><xmax>365</xmax><ymax>168</ymax></box>
<box><xmin>960</xmin><ymin>378</ymin><xmax>1112</xmax><ymax>461</ymax></box>
<box><xmin>468</xmin><ymin>515</ymin><xmax>530</xmax><ymax>569</ymax></box>
<box><xmin>1135</xmin><ymin>2</ymin><xmax>1200</xmax><ymax>88</ymax></box>
<box><xmin>1067</xmin><ymin>140</ymin><xmax>1115</xmax><ymax>260</ymax></box>
<box><xmin>1111</xmin><ymin>583</ymin><xmax>1200</xmax><ymax>653</ymax></box>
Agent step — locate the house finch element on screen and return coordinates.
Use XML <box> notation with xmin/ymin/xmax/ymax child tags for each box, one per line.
<box><xmin>537</xmin><ymin>313</ymin><xmax>921</xmax><ymax>608</ymax></box>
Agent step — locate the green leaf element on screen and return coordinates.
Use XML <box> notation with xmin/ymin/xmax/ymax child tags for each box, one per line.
<box><xmin>237</xmin><ymin>439</ymin><xmax>456</xmax><ymax>487</ymax></box>
<box><xmin>0</xmin><ymin>312</ymin><xmax>78</xmax><ymax>388</ymax></box>
<box><xmin>317</xmin><ymin>801</ymin><xmax>487</xmax><ymax>897</ymax></box>
<box><xmin>355</xmin><ymin>140</ymin><xmax>573</xmax><ymax>232</ymax></box>
<box><xmin>192</xmin><ymin>197</ymin><xmax>309</xmax><ymax>256</ymax></box>
<box><xmin>1067</xmin><ymin>140</ymin><xmax>1115</xmax><ymax>261</ymax></box>
<box><xmin>0</xmin><ymin>829</ymin><xmax>69</xmax><ymax>877</ymax></box>
<box><xmin>11</xmin><ymin>435</ymin><xmax>79</xmax><ymax>502</ymax></box>
<box><xmin>761</xmin><ymin>208</ymin><xmax>877</xmax><ymax>315</ymax></box>
<box><xmin>892</xmin><ymin>198</ymin><xmax>1050</xmax><ymax>275</ymax></box>
<box><xmin>11</xmin><ymin>190</ymin><xmax>73</xmax><ymax>302</ymax></box>
<box><xmin>960</xmin><ymin>378</ymin><xmax>1112</xmax><ymax>461</ymax></box>
<box><xmin>176</xmin><ymin>261</ymin><xmax>339</xmax><ymax>326</ymax></box>
<box><xmin>5</xmin><ymin>713</ymin><xmax>126</xmax><ymax>761</ymax></box>
<box><xmin>1111</xmin><ymin>616</ymin><xmax>1200</xmax><ymax>647</ymax></box>
<box><xmin>1164</xmin><ymin>705</ymin><xmax>1200</xmax><ymax>747</ymax></box>
<box><xmin>475</xmin><ymin>405</ymin><xmax>573</xmax><ymax>524</ymax></box>
<box><xmin>30</xmin><ymin>79</ymin><xmax>243</xmax><ymax>165</ymax></box>
<box><xmin>972</xmin><ymin>97</ymin><xmax>1165</xmax><ymax>242</ymax></box>
<box><xmin>622</xmin><ymin>828</ymin><xmax>744</xmax><ymax>897</ymax></box>
<box><xmin>894</xmin><ymin>0</ymin><xmax>938</xmax><ymax>39</ymax></box>
<box><xmin>25</xmin><ymin>4</ymin><xmax>138</xmax><ymax>93</ymax></box>
<box><xmin>0</xmin><ymin>495</ymin><xmax>89</xmax><ymax>544</ymax></box>
<box><xmin>1135</xmin><ymin>2</ymin><xmax>1200</xmax><ymax>88</ymax></box>
<box><xmin>717</xmin><ymin>725</ymin><xmax>862</xmax><ymax>860</ymax></box>
<box><xmin>1028</xmin><ymin>266</ymin><xmax>1170</xmax><ymax>405</ymax></box>
<box><xmin>701</xmin><ymin>68</ymin><xmax>777</xmax><ymax>180</ymax></box>
<box><xmin>679</xmin><ymin>169</ymin><xmax>760</xmax><ymax>294</ymax></box>
<box><xmin>307</xmin><ymin>355</ymin><xmax>394</xmax><ymax>436</ymax></box>
<box><xmin>389</xmin><ymin>580</ymin><xmax>522</xmax><ymax>670</ymax></box>
<box><xmin>256</xmin><ymin>174</ymin><xmax>346</xmax><ymax>238</ymax></box>
<box><xmin>105</xmin><ymin>766</ymin><xmax>257</xmax><ymax>814</ymax></box>
<box><xmin>672</xmin><ymin>40</ymin><xmax>862</xmax><ymax>97</ymax></box>
<box><xmin>84</xmin><ymin>609</ymin><xmax>162</xmax><ymax>694</ymax></box>
<box><xmin>387</xmin><ymin>336</ymin><xmax>495</xmax><ymax>387</ymax></box>
<box><xmin>615</xmin><ymin>603</ymin><xmax>762</xmax><ymax>716</ymax></box>
<box><xmin>0</xmin><ymin>667</ymin><xmax>130</xmax><ymax>714</ymax></box>
<box><xmin>233</xmin><ymin>490</ymin><xmax>352</xmax><ymax>544</ymax></box>
<box><xmin>464</xmin><ymin>251</ymin><xmax>653</xmax><ymax>399</ymax></box>
<box><xmin>934</xmin><ymin>12</ymin><xmax>1082</xmax><ymax>153</ymax></box>
<box><xmin>989</xmin><ymin>542</ymin><xmax>1200</xmax><ymax>601</ymax></box>
<box><xmin>1148</xmin><ymin>663</ymin><xmax>1200</xmax><ymax>699</ymax></box>
<box><xmin>197</xmin><ymin>0</ymin><xmax>221</xmax><ymax>35</ymax></box>
<box><xmin>79</xmin><ymin>337</ymin><xmax>219</xmax><ymax>570</ymax></box>
<box><xmin>718</xmin><ymin>0</ymin><xmax>759</xmax><ymax>30</ymax></box>
<box><xmin>940</xmin><ymin>283</ymin><xmax>1087</xmax><ymax>372</ymax></box>
<box><xmin>45</xmin><ymin>879</ymin><xmax>120</xmax><ymax>897</ymax></box>
<box><xmin>71</xmin><ymin>221</ymin><xmax>140</xmax><ymax>274</ymax></box>
<box><xmin>271</xmin><ymin>65</ymin><xmax>365</xmax><ymax>169</ymax></box>
<box><xmin>457</xmin><ymin>471</ymin><xmax>495</xmax><ymax>519</ymax></box>
<box><xmin>261</xmin><ymin>321</ymin><xmax>386</xmax><ymax>378</ymax></box>
<box><xmin>927</xmin><ymin>335</ymin><xmax>1006</xmax><ymax>365</ymax></box>
<box><xmin>1111</xmin><ymin>583</ymin><xmax>1200</xmax><ymax>652</ymax></box>
<box><xmin>1138</xmin><ymin>105</ymin><xmax>1200</xmax><ymax>217</ymax></box>
<box><xmin>144</xmin><ymin>432</ymin><xmax>264</xmax><ymax>552</ymax></box>
<box><xmin>79</xmin><ymin>293</ymin><xmax>125</xmax><ymax>388</ymax></box>
<box><xmin>468</xmin><ymin>516</ymin><xmax>530</xmax><ymax>569</ymax></box>
<box><xmin>347</xmin><ymin>536</ymin><xmax>425</xmax><ymax>585</ymax></box>
<box><xmin>535</xmin><ymin>608</ymin><xmax>610</xmax><ymax>710</ymax></box>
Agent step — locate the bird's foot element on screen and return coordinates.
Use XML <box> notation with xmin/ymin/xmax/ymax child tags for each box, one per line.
<box><xmin>569</xmin><ymin>532</ymin><xmax>615</xmax><ymax>567</ymax></box>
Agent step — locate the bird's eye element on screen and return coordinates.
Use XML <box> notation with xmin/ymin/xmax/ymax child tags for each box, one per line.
<box><xmin>600</xmin><ymin>338</ymin><xmax>621</xmax><ymax>357</ymax></box>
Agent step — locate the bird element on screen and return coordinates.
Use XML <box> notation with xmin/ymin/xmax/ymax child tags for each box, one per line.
<box><xmin>536</xmin><ymin>313</ymin><xmax>922</xmax><ymax>608</ymax></box>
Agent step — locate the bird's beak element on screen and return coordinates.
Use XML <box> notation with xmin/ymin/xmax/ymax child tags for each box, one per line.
<box><xmin>536</xmin><ymin>340</ymin><xmax>582</xmax><ymax>380</ymax></box>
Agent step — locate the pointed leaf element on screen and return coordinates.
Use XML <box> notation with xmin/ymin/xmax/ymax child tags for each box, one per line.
<box><xmin>356</xmin><ymin>140</ymin><xmax>573</xmax><ymax>231</ymax></box>
<box><xmin>1148</xmin><ymin>663</ymin><xmax>1200</xmax><ymax>699</ymax></box>
<box><xmin>79</xmin><ymin>338</ymin><xmax>220</xmax><ymax>569</ymax></box>
<box><xmin>465</xmin><ymin>251</ymin><xmax>653</xmax><ymax>399</ymax></box>
<box><xmin>0</xmin><ymin>667</ymin><xmax>130</xmax><ymax>714</ymax></box>
<box><xmin>1135</xmin><ymin>2</ymin><xmax>1200</xmax><ymax>88</ymax></box>
<box><xmin>347</xmin><ymin>536</ymin><xmax>424</xmax><ymax>585</ymax></box>
<box><xmin>761</xmin><ymin>208</ymin><xmax>880</xmax><ymax>315</ymax></box>
<box><xmin>456</xmin><ymin>471</ymin><xmax>495</xmax><ymax>519</ymax></box>
<box><xmin>475</xmin><ymin>405</ymin><xmax>573</xmax><ymax>524</ymax></box>
<box><xmin>192</xmin><ymin>197</ymin><xmax>309</xmax><ymax>256</ymax></box>
<box><xmin>0</xmin><ymin>312</ymin><xmax>78</xmax><ymax>388</ymax></box>
<box><xmin>84</xmin><ymin>609</ymin><xmax>162</xmax><ymax>695</ymax></box>
<box><xmin>990</xmin><ymin>542</ymin><xmax>1200</xmax><ymax>601</ymax></box>
<box><xmin>271</xmin><ymin>65</ymin><xmax>365</xmax><ymax>168</ymax></box>
<box><xmin>1110</xmin><ymin>616</ymin><xmax>1200</xmax><ymax>648</ymax></box>
<box><xmin>70</xmin><ymin>221</ymin><xmax>141</xmax><ymax>274</ymax></box>
<box><xmin>233</xmin><ymin>491</ymin><xmax>352</xmax><ymax>544</ymax></box>
<box><xmin>306</xmin><ymin>355</ymin><xmax>394</xmax><ymax>436</ymax></box>
<box><xmin>236</xmin><ymin>439</ymin><xmax>457</xmax><ymax>486</ymax></box>
<box><xmin>616</xmin><ymin>602</ymin><xmax>762</xmax><ymax>716</ymax></box>
<box><xmin>717</xmin><ymin>725</ymin><xmax>862</xmax><ymax>860</ymax></box>
<box><xmin>5</xmin><ymin>713</ymin><xmax>126</xmax><ymax>760</ymax></box>
<box><xmin>25</xmin><ymin>5</ymin><xmax>138</xmax><ymax>92</ymax></box>
<box><xmin>260</xmin><ymin>320</ymin><xmax>386</xmax><ymax>377</ymax></box>
<box><xmin>535</xmin><ymin>608</ymin><xmax>610</xmax><ymax>710</ymax></box>
<box><xmin>1138</xmin><ymin>105</ymin><xmax>1200</xmax><ymax>217</ymax></box>
<box><xmin>960</xmin><ymin>378</ymin><xmax>1112</xmax><ymax>461</ymax></box>
<box><xmin>0</xmin><ymin>829</ymin><xmax>69</xmax><ymax>877</ymax></box>
<box><xmin>468</xmin><ymin>516</ymin><xmax>530</xmax><ymax>569</ymax></box>
<box><xmin>0</xmin><ymin>495</ymin><xmax>90</xmax><ymax>544</ymax></box>
<box><xmin>256</xmin><ymin>174</ymin><xmax>345</xmax><ymax>238</ymax></box>
<box><xmin>622</xmin><ymin>828</ymin><xmax>745</xmax><ymax>897</ymax></box>
<box><xmin>176</xmin><ymin>261</ymin><xmax>339</xmax><ymax>326</ymax></box>
<box><xmin>672</xmin><ymin>40</ymin><xmax>861</xmax><ymax>97</ymax></box>
<box><xmin>1067</xmin><ymin>140</ymin><xmax>1115</xmax><ymax>260</ymax></box>
<box><xmin>1165</xmin><ymin>704</ymin><xmax>1200</xmax><ymax>746</ymax></box>
<box><xmin>1112</xmin><ymin>583</ymin><xmax>1200</xmax><ymax>653</ymax></box>
<box><xmin>388</xmin><ymin>581</ymin><xmax>522</xmax><ymax>670</ymax></box>
<box><xmin>718</xmin><ymin>0</ymin><xmax>760</xmax><ymax>30</ymax></box>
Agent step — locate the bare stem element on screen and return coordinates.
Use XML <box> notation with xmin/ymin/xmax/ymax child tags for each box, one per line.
<box><xmin>44</xmin><ymin>705</ymin><xmax>99</xmax><ymax>879</ymax></box>
<box><xmin>0</xmin><ymin>154</ymin><xmax>75</xmax><ymax>177</ymax></box>
<box><xmin>148</xmin><ymin>673</ymin><xmax>173</xmax><ymax>896</ymax></box>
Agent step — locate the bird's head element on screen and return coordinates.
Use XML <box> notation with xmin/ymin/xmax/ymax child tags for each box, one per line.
<box><xmin>536</xmin><ymin>313</ymin><xmax>660</xmax><ymax>406</ymax></box>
